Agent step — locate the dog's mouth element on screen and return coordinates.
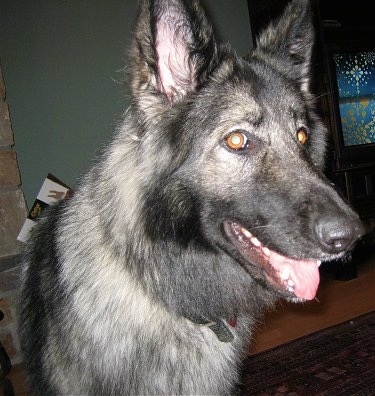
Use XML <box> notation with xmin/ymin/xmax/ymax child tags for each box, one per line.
<box><xmin>223</xmin><ymin>221</ymin><xmax>321</xmax><ymax>301</ymax></box>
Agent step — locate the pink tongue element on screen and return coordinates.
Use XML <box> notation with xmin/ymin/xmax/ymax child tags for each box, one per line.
<box><xmin>269</xmin><ymin>252</ymin><xmax>320</xmax><ymax>300</ymax></box>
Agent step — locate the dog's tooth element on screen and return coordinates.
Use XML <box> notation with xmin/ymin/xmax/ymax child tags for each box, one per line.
<box><xmin>280</xmin><ymin>268</ymin><xmax>289</xmax><ymax>280</ymax></box>
<box><xmin>317</xmin><ymin>260</ymin><xmax>322</xmax><ymax>267</ymax></box>
<box><xmin>250</xmin><ymin>237</ymin><xmax>261</xmax><ymax>247</ymax></box>
<box><xmin>286</xmin><ymin>279</ymin><xmax>295</xmax><ymax>292</ymax></box>
<box><xmin>241</xmin><ymin>228</ymin><xmax>252</xmax><ymax>238</ymax></box>
<box><xmin>287</xmin><ymin>279</ymin><xmax>295</xmax><ymax>287</ymax></box>
<box><xmin>262</xmin><ymin>247</ymin><xmax>270</xmax><ymax>256</ymax></box>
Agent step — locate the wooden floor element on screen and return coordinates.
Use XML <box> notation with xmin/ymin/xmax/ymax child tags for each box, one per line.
<box><xmin>6</xmin><ymin>251</ymin><xmax>375</xmax><ymax>396</ymax></box>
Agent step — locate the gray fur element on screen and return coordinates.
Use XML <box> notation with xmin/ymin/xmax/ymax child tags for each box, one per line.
<box><xmin>18</xmin><ymin>0</ymin><xmax>364</xmax><ymax>395</ymax></box>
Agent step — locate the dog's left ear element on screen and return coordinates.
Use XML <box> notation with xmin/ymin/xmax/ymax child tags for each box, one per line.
<box><xmin>130</xmin><ymin>0</ymin><xmax>218</xmax><ymax>113</ymax></box>
<box><xmin>254</xmin><ymin>0</ymin><xmax>314</xmax><ymax>93</ymax></box>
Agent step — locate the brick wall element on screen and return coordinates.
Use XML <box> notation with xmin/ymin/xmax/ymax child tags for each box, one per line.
<box><xmin>0</xmin><ymin>65</ymin><xmax>28</xmax><ymax>364</ymax></box>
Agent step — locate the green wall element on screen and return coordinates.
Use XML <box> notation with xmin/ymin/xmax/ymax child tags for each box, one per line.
<box><xmin>0</xmin><ymin>0</ymin><xmax>252</xmax><ymax>207</ymax></box>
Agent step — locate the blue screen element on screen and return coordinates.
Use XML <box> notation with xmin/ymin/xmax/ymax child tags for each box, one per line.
<box><xmin>333</xmin><ymin>51</ymin><xmax>375</xmax><ymax>146</ymax></box>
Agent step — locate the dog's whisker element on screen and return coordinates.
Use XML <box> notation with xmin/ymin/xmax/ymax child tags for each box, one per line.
<box><xmin>248</xmin><ymin>225</ymin><xmax>279</xmax><ymax>230</ymax></box>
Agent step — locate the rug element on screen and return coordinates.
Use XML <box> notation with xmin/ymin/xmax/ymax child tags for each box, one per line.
<box><xmin>240</xmin><ymin>311</ymin><xmax>375</xmax><ymax>395</ymax></box>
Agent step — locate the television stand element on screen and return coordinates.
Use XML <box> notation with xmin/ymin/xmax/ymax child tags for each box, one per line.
<box><xmin>330</xmin><ymin>163</ymin><xmax>375</xmax><ymax>221</ymax></box>
<box><xmin>327</xmin><ymin>163</ymin><xmax>375</xmax><ymax>281</ymax></box>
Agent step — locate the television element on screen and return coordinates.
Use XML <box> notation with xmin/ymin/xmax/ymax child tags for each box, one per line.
<box><xmin>322</xmin><ymin>29</ymin><xmax>375</xmax><ymax>220</ymax></box>
<box><xmin>324</xmin><ymin>35</ymin><xmax>375</xmax><ymax>171</ymax></box>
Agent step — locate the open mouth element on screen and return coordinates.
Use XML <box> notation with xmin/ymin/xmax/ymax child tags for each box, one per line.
<box><xmin>223</xmin><ymin>221</ymin><xmax>322</xmax><ymax>301</ymax></box>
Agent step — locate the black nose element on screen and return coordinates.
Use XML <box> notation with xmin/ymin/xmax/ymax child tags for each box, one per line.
<box><xmin>314</xmin><ymin>216</ymin><xmax>365</xmax><ymax>254</ymax></box>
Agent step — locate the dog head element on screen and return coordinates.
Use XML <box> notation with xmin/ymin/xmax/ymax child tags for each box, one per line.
<box><xmin>129</xmin><ymin>0</ymin><xmax>365</xmax><ymax>302</ymax></box>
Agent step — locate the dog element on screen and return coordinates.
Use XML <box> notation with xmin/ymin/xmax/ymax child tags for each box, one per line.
<box><xmin>18</xmin><ymin>0</ymin><xmax>365</xmax><ymax>394</ymax></box>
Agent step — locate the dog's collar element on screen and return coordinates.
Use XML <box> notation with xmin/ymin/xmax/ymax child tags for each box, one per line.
<box><xmin>197</xmin><ymin>317</ymin><xmax>237</xmax><ymax>343</ymax></box>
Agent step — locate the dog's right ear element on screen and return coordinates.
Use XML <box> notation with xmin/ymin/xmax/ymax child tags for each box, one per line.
<box><xmin>129</xmin><ymin>0</ymin><xmax>218</xmax><ymax>117</ymax></box>
<box><xmin>253</xmin><ymin>0</ymin><xmax>314</xmax><ymax>94</ymax></box>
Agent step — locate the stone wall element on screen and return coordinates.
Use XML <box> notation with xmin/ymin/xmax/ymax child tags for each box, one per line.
<box><xmin>0</xmin><ymin>65</ymin><xmax>28</xmax><ymax>364</ymax></box>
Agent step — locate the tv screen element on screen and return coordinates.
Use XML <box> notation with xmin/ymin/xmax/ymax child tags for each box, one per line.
<box><xmin>332</xmin><ymin>51</ymin><xmax>375</xmax><ymax>147</ymax></box>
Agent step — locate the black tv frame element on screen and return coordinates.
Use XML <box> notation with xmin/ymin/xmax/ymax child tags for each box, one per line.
<box><xmin>323</xmin><ymin>30</ymin><xmax>375</xmax><ymax>171</ymax></box>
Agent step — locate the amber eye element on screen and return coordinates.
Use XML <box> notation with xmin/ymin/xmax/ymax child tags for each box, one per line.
<box><xmin>224</xmin><ymin>131</ymin><xmax>248</xmax><ymax>150</ymax></box>
<box><xmin>297</xmin><ymin>127</ymin><xmax>308</xmax><ymax>145</ymax></box>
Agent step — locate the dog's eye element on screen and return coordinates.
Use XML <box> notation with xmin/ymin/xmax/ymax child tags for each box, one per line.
<box><xmin>297</xmin><ymin>127</ymin><xmax>308</xmax><ymax>145</ymax></box>
<box><xmin>224</xmin><ymin>131</ymin><xmax>249</xmax><ymax>150</ymax></box>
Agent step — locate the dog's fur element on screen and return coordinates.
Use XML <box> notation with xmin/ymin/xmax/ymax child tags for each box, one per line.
<box><xmin>18</xmin><ymin>0</ymin><xmax>364</xmax><ymax>394</ymax></box>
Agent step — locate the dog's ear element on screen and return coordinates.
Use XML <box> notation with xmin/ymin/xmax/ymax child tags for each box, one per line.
<box><xmin>254</xmin><ymin>0</ymin><xmax>314</xmax><ymax>93</ymax></box>
<box><xmin>130</xmin><ymin>0</ymin><xmax>218</xmax><ymax>113</ymax></box>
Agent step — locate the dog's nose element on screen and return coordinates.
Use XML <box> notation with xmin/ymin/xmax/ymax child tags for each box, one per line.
<box><xmin>314</xmin><ymin>216</ymin><xmax>365</xmax><ymax>254</ymax></box>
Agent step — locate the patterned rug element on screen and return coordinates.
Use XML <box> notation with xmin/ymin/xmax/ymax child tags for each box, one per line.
<box><xmin>240</xmin><ymin>311</ymin><xmax>375</xmax><ymax>395</ymax></box>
